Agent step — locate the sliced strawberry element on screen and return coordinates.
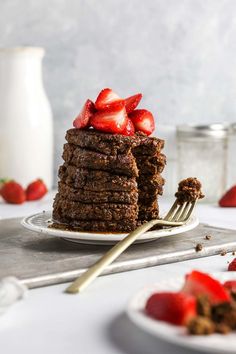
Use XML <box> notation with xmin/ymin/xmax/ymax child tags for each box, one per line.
<box><xmin>124</xmin><ymin>93</ymin><xmax>142</xmax><ymax>113</ymax></box>
<box><xmin>223</xmin><ymin>280</ymin><xmax>236</xmax><ymax>292</ymax></box>
<box><xmin>1</xmin><ymin>181</ymin><xmax>26</xmax><ymax>204</ymax></box>
<box><xmin>121</xmin><ymin>118</ymin><xmax>135</xmax><ymax>136</ymax></box>
<box><xmin>90</xmin><ymin>101</ymin><xmax>128</xmax><ymax>134</ymax></box>
<box><xmin>73</xmin><ymin>99</ymin><xmax>95</xmax><ymax>129</ymax></box>
<box><xmin>26</xmin><ymin>179</ymin><xmax>48</xmax><ymax>201</ymax></box>
<box><xmin>219</xmin><ymin>186</ymin><xmax>236</xmax><ymax>207</ymax></box>
<box><xmin>228</xmin><ymin>258</ymin><xmax>236</xmax><ymax>271</ymax></box>
<box><xmin>129</xmin><ymin>109</ymin><xmax>155</xmax><ymax>136</ymax></box>
<box><xmin>95</xmin><ymin>88</ymin><xmax>122</xmax><ymax>110</ymax></box>
<box><xmin>182</xmin><ymin>270</ymin><xmax>230</xmax><ymax>304</ymax></box>
<box><xmin>145</xmin><ymin>292</ymin><xmax>196</xmax><ymax>326</ymax></box>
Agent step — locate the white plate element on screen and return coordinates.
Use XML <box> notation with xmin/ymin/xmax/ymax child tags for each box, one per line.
<box><xmin>21</xmin><ymin>211</ymin><xmax>199</xmax><ymax>245</ymax></box>
<box><xmin>127</xmin><ymin>272</ymin><xmax>236</xmax><ymax>353</ymax></box>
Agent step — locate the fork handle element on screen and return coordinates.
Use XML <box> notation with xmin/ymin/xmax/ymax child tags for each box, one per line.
<box><xmin>65</xmin><ymin>219</ymin><xmax>179</xmax><ymax>294</ymax></box>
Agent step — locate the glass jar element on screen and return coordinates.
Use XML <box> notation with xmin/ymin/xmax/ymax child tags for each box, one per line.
<box><xmin>227</xmin><ymin>123</ymin><xmax>236</xmax><ymax>188</ymax></box>
<box><xmin>177</xmin><ymin>124</ymin><xmax>229</xmax><ymax>202</ymax></box>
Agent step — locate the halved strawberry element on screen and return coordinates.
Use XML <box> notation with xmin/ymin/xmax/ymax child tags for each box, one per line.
<box><xmin>129</xmin><ymin>109</ymin><xmax>155</xmax><ymax>136</ymax></box>
<box><xmin>228</xmin><ymin>258</ymin><xmax>236</xmax><ymax>271</ymax></box>
<box><xmin>182</xmin><ymin>270</ymin><xmax>230</xmax><ymax>304</ymax></box>
<box><xmin>90</xmin><ymin>101</ymin><xmax>128</xmax><ymax>134</ymax></box>
<box><xmin>219</xmin><ymin>186</ymin><xmax>236</xmax><ymax>207</ymax></box>
<box><xmin>121</xmin><ymin>118</ymin><xmax>135</xmax><ymax>136</ymax></box>
<box><xmin>95</xmin><ymin>88</ymin><xmax>122</xmax><ymax>110</ymax></box>
<box><xmin>223</xmin><ymin>280</ymin><xmax>236</xmax><ymax>293</ymax></box>
<box><xmin>124</xmin><ymin>93</ymin><xmax>142</xmax><ymax>113</ymax></box>
<box><xmin>145</xmin><ymin>292</ymin><xmax>196</xmax><ymax>326</ymax></box>
<box><xmin>1</xmin><ymin>181</ymin><xmax>26</xmax><ymax>204</ymax></box>
<box><xmin>73</xmin><ymin>99</ymin><xmax>95</xmax><ymax>129</ymax></box>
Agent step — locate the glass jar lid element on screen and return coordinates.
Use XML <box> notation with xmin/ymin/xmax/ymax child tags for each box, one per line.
<box><xmin>177</xmin><ymin>124</ymin><xmax>229</xmax><ymax>139</ymax></box>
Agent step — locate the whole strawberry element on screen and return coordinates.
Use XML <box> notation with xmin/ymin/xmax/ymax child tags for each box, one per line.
<box><xmin>1</xmin><ymin>181</ymin><xmax>26</xmax><ymax>204</ymax></box>
<box><xmin>26</xmin><ymin>179</ymin><xmax>47</xmax><ymax>201</ymax></box>
<box><xmin>219</xmin><ymin>185</ymin><xmax>236</xmax><ymax>207</ymax></box>
<box><xmin>228</xmin><ymin>258</ymin><xmax>236</xmax><ymax>271</ymax></box>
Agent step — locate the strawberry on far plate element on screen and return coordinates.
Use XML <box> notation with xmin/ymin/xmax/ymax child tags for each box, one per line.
<box><xmin>223</xmin><ymin>280</ymin><xmax>236</xmax><ymax>293</ymax></box>
<box><xmin>146</xmin><ymin>292</ymin><xmax>196</xmax><ymax>326</ymax></box>
<box><xmin>182</xmin><ymin>270</ymin><xmax>230</xmax><ymax>304</ymax></box>
<box><xmin>143</xmin><ymin>270</ymin><xmax>236</xmax><ymax>336</ymax></box>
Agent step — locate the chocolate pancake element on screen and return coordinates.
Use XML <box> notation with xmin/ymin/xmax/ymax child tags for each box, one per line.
<box><xmin>66</xmin><ymin>128</ymin><xmax>139</xmax><ymax>155</ymax></box>
<box><xmin>53</xmin><ymin>194</ymin><xmax>138</xmax><ymax>221</ymax></box>
<box><xmin>51</xmin><ymin>219</ymin><xmax>138</xmax><ymax>233</ymax></box>
<box><xmin>58</xmin><ymin>164</ymin><xmax>137</xmax><ymax>191</ymax></box>
<box><xmin>62</xmin><ymin>143</ymin><xmax>138</xmax><ymax>177</ymax></box>
<box><xmin>58</xmin><ymin>182</ymin><xmax>138</xmax><ymax>204</ymax></box>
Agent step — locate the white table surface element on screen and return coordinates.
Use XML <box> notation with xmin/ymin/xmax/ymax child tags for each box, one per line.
<box><xmin>0</xmin><ymin>192</ymin><xmax>236</xmax><ymax>354</ymax></box>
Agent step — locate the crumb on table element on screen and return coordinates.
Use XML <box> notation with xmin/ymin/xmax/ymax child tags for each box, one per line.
<box><xmin>205</xmin><ymin>234</ymin><xmax>212</xmax><ymax>240</ymax></box>
<box><xmin>195</xmin><ymin>243</ymin><xmax>203</xmax><ymax>252</ymax></box>
<box><xmin>220</xmin><ymin>250</ymin><xmax>227</xmax><ymax>256</ymax></box>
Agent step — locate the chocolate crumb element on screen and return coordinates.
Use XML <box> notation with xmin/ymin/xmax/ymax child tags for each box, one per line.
<box><xmin>220</xmin><ymin>250</ymin><xmax>227</xmax><ymax>256</ymax></box>
<box><xmin>197</xmin><ymin>295</ymin><xmax>211</xmax><ymax>317</ymax></box>
<box><xmin>205</xmin><ymin>235</ymin><xmax>212</xmax><ymax>240</ymax></box>
<box><xmin>215</xmin><ymin>323</ymin><xmax>231</xmax><ymax>334</ymax></box>
<box><xmin>232</xmin><ymin>251</ymin><xmax>236</xmax><ymax>256</ymax></box>
<box><xmin>187</xmin><ymin>316</ymin><xmax>215</xmax><ymax>335</ymax></box>
<box><xmin>195</xmin><ymin>243</ymin><xmax>203</xmax><ymax>252</ymax></box>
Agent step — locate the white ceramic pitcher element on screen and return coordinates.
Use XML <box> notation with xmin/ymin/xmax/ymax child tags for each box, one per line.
<box><xmin>0</xmin><ymin>47</ymin><xmax>53</xmax><ymax>189</ymax></box>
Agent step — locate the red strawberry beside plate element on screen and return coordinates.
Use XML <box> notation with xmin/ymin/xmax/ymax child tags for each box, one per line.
<box><xmin>26</xmin><ymin>179</ymin><xmax>48</xmax><ymax>201</ymax></box>
<box><xmin>1</xmin><ymin>181</ymin><xmax>26</xmax><ymax>204</ymax></box>
<box><xmin>228</xmin><ymin>258</ymin><xmax>236</xmax><ymax>271</ymax></box>
<box><xmin>219</xmin><ymin>186</ymin><xmax>236</xmax><ymax>207</ymax></box>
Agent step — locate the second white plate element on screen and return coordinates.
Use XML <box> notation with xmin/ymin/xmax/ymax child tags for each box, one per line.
<box><xmin>127</xmin><ymin>272</ymin><xmax>236</xmax><ymax>353</ymax></box>
<box><xmin>21</xmin><ymin>211</ymin><xmax>199</xmax><ymax>245</ymax></box>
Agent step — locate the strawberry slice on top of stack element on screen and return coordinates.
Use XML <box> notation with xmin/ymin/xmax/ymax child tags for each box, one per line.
<box><xmin>73</xmin><ymin>88</ymin><xmax>155</xmax><ymax>136</ymax></box>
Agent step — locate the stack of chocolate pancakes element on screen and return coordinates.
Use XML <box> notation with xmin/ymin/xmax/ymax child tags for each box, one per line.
<box><xmin>52</xmin><ymin>129</ymin><xmax>166</xmax><ymax>232</ymax></box>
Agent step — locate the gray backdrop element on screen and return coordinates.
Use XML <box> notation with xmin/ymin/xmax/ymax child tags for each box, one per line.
<box><xmin>1</xmin><ymin>0</ymin><xmax>236</xmax><ymax>180</ymax></box>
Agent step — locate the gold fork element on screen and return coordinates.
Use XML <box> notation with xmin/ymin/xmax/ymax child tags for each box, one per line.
<box><xmin>65</xmin><ymin>199</ymin><xmax>197</xmax><ymax>294</ymax></box>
